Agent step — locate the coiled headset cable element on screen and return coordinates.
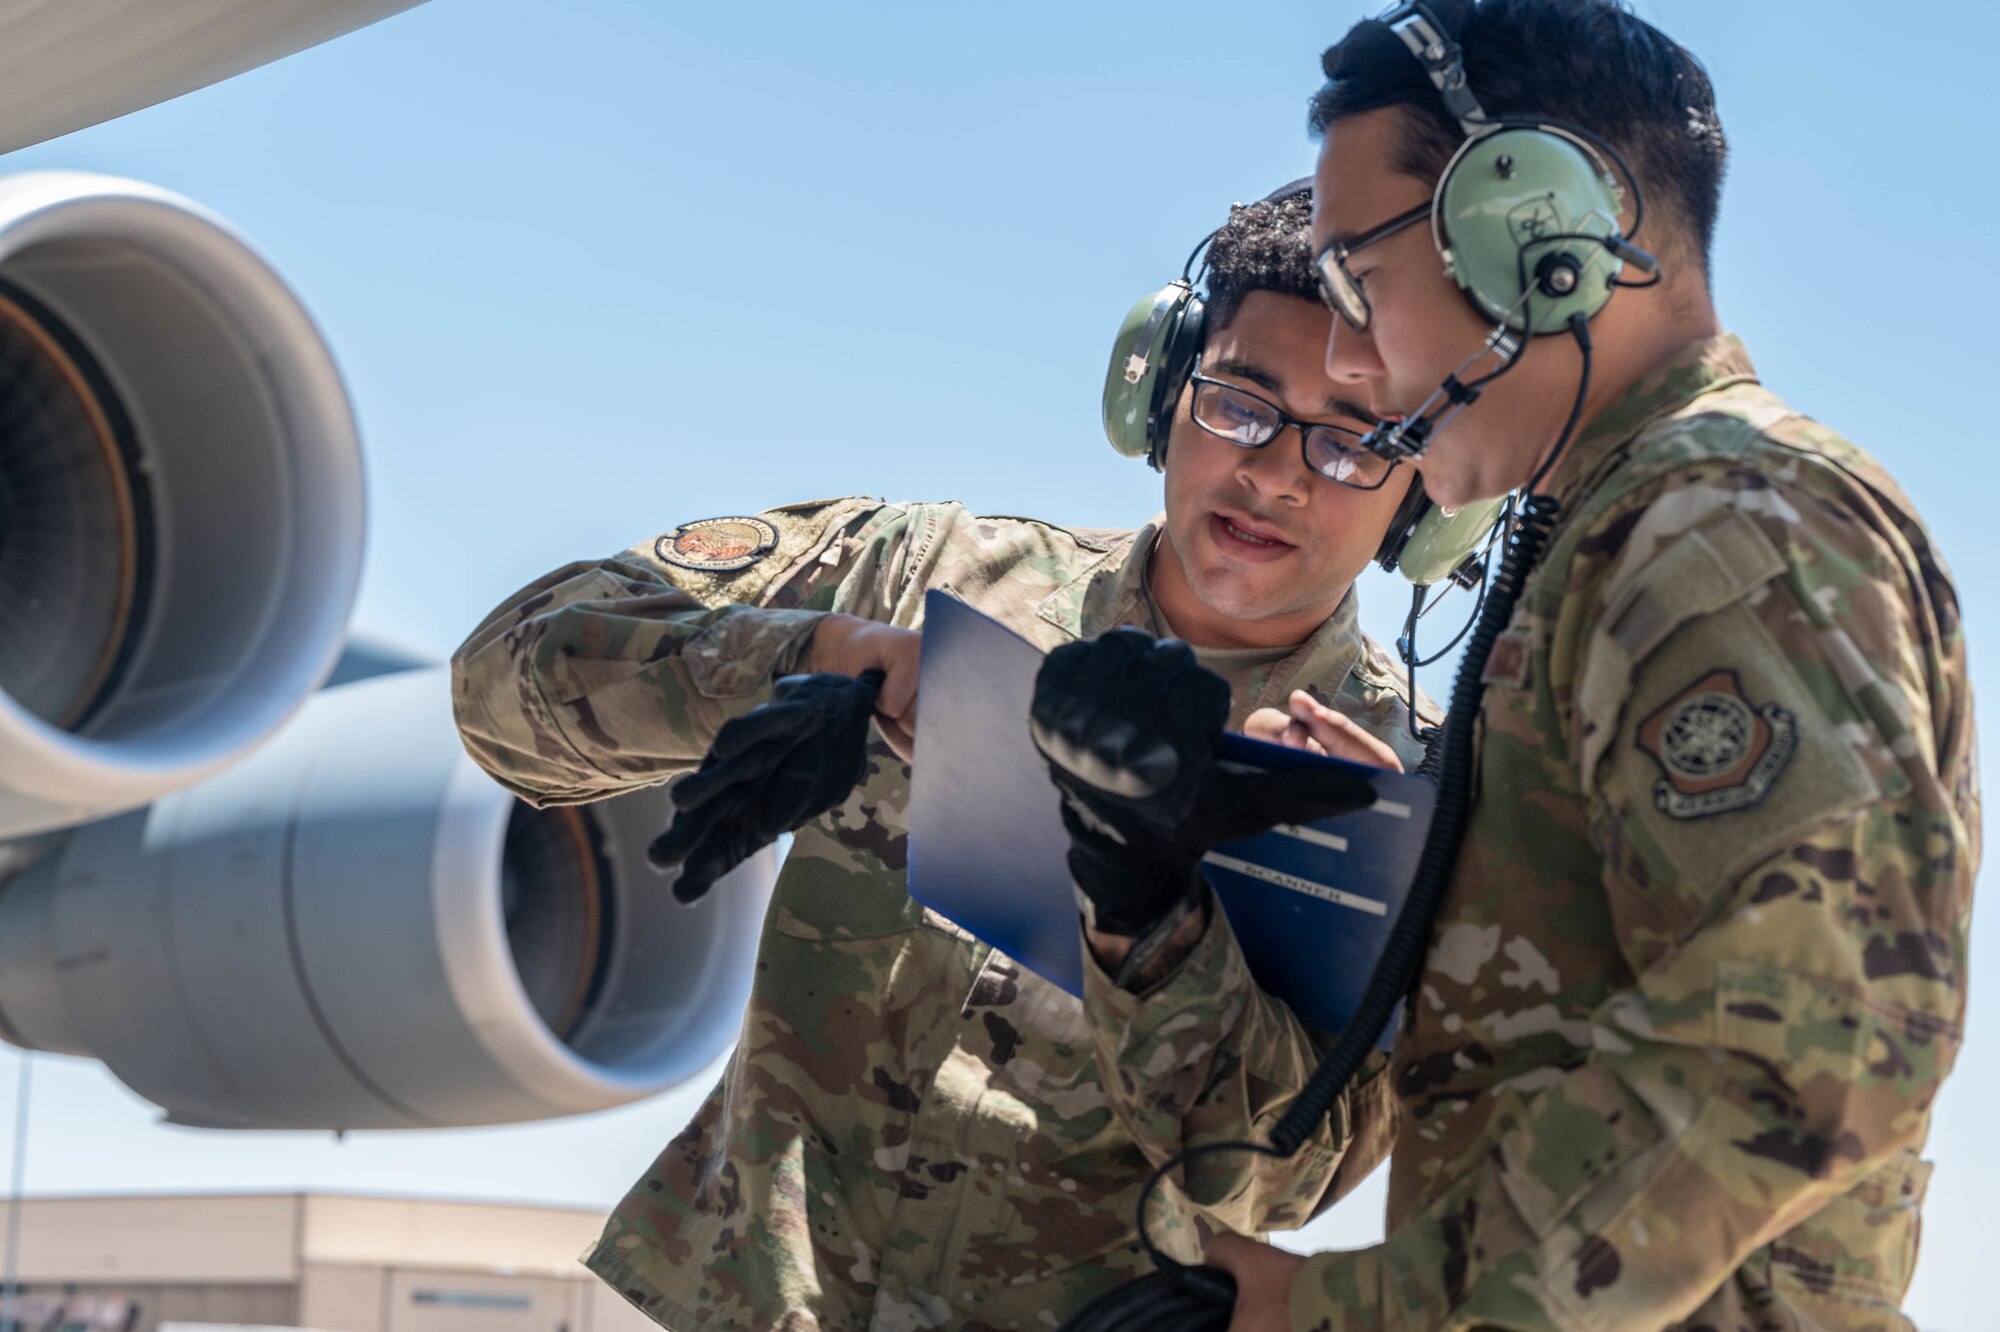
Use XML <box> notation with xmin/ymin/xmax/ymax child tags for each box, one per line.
<box><xmin>1054</xmin><ymin>316</ymin><xmax>1592</xmax><ymax>1332</ymax></box>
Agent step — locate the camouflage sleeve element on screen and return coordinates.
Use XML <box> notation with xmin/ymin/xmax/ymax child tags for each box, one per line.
<box><xmin>1292</xmin><ymin>476</ymin><xmax>1974</xmax><ymax>1329</ymax></box>
<box><xmin>1081</xmin><ymin>904</ymin><xmax>1396</xmax><ymax>1236</ymax></box>
<box><xmin>451</xmin><ymin>499</ymin><xmax>923</xmax><ymax>805</ymax></box>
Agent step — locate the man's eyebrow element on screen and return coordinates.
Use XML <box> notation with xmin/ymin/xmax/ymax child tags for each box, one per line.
<box><xmin>1206</xmin><ymin>357</ymin><xmax>1285</xmax><ymax>397</ymax></box>
<box><xmin>1205</xmin><ymin>357</ymin><xmax>1379</xmax><ymax>425</ymax></box>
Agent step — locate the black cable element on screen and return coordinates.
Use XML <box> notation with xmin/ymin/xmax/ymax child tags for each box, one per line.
<box><xmin>1408</xmin><ymin>571</ymin><xmax>1489</xmax><ymax>669</ymax></box>
<box><xmin>1396</xmin><ymin>492</ymin><xmax>1508</xmax><ymax>740</ymax></box>
<box><xmin>1263</xmin><ymin>499</ymin><xmax>1560</xmax><ymax>1155</ymax></box>
<box><xmin>1055</xmin><ymin>502</ymin><xmax>1560</xmax><ymax>1332</ymax></box>
<box><xmin>1525</xmin><ymin>317</ymin><xmax>1594</xmax><ymax>496</ymax></box>
<box><xmin>1265</xmin><ymin>327</ymin><xmax>1587</xmax><ymax>1155</ymax></box>
<box><xmin>1398</xmin><ymin>584</ymin><xmax>1431</xmax><ymax>742</ymax></box>
<box><xmin>1053</xmin><ymin>335</ymin><xmax>1597</xmax><ymax>1332</ymax></box>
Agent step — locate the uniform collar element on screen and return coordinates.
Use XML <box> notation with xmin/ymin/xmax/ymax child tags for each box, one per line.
<box><xmin>1537</xmin><ymin>333</ymin><xmax>1760</xmax><ymax>506</ymax></box>
<box><xmin>1032</xmin><ymin>514</ymin><xmax>1366</xmax><ymax>705</ymax></box>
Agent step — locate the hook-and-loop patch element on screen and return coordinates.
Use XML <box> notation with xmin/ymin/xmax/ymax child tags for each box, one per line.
<box><xmin>1636</xmin><ymin>668</ymin><xmax>1797</xmax><ymax>820</ymax></box>
<box><xmin>657</xmin><ymin>516</ymin><xmax>780</xmax><ymax>573</ymax></box>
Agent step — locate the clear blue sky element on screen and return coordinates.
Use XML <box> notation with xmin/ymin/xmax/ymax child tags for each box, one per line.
<box><xmin>0</xmin><ymin>1</ymin><xmax>1992</xmax><ymax>1326</ymax></box>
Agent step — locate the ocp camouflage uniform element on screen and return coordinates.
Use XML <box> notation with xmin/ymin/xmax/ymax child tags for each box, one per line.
<box><xmin>450</xmin><ymin>500</ymin><xmax>1436</xmax><ymax>1331</ymax></box>
<box><xmin>1287</xmin><ymin>336</ymin><xmax>1977</xmax><ymax>1331</ymax></box>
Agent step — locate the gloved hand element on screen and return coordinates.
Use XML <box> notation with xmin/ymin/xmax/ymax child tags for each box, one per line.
<box><xmin>648</xmin><ymin>669</ymin><xmax>885</xmax><ymax>903</ymax></box>
<box><xmin>1029</xmin><ymin>629</ymin><xmax>1377</xmax><ymax>939</ymax></box>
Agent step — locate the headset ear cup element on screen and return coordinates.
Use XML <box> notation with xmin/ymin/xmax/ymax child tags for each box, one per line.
<box><xmin>1375</xmin><ymin>476</ymin><xmax>1434</xmax><ymax>574</ymax></box>
<box><xmin>1146</xmin><ymin>297</ymin><xmax>1205</xmax><ymax>467</ymax></box>
<box><xmin>1436</xmin><ymin>125</ymin><xmax>1627</xmax><ymax>335</ymax></box>
<box><xmin>1103</xmin><ymin>283</ymin><xmax>1197</xmax><ymax>463</ymax></box>
<box><xmin>1397</xmin><ymin>493</ymin><xmax>1510</xmax><ymax>586</ymax></box>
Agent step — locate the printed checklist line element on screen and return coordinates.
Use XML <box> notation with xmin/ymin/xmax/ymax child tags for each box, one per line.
<box><xmin>1273</xmin><ymin>823</ymin><xmax>1348</xmax><ymax>853</ymax></box>
<box><xmin>1201</xmin><ymin>854</ymin><xmax>1388</xmax><ymax>916</ymax></box>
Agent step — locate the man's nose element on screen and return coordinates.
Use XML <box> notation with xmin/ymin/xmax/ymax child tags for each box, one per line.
<box><xmin>1325</xmin><ymin>314</ymin><xmax>1383</xmax><ymax>388</ymax></box>
<box><xmin>1235</xmin><ymin>430</ymin><xmax>1311</xmax><ymax>506</ymax></box>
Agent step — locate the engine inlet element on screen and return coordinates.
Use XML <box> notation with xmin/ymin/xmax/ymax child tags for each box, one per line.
<box><xmin>0</xmin><ymin>281</ymin><xmax>149</xmax><ymax>733</ymax></box>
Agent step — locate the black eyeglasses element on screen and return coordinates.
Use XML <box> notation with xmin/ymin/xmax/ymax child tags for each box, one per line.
<box><xmin>1314</xmin><ymin>202</ymin><xmax>1430</xmax><ymax>332</ymax></box>
<box><xmin>1187</xmin><ymin>371</ymin><xmax>1400</xmax><ymax>491</ymax></box>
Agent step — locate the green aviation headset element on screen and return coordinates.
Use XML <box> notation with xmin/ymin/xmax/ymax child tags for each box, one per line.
<box><xmin>1345</xmin><ymin>0</ymin><xmax>1660</xmax><ymax>463</ymax></box>
<box><xmin>1399</xmin><ymin>0</ymin><xmax>1653</xmax><ymax>328</ymax></box>
<box><xmin>1099</xmin><ymin>181</ymin><xmax>1504</xmax><ymax>588</ymax></box>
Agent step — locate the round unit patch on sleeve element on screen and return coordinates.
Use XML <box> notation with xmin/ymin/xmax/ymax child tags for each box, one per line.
<box><xmin>656</xmin><ymin>516</ymin><xmax>780</xmax><ymax>573</ymax></box>
<box><xmin>1636</xmin><ymin>668</ymin><xmax>1797</xmax><ymax>820</ymax></box>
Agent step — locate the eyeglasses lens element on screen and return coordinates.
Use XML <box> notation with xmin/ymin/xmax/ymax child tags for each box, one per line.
<box><xmin>1314</xmin><ymin>250</ymin><xmax>1370</xmax><ymax>330</ymax></box>
<box><xmin>1304</xmin><ymin>427</ymin><xmax>1392</xmax><ymax>489</ymax></box>
<box><xmin>1190</xmin><ymin>381</ymin><xmax>1278</xmax><ymax>446</ymax></box>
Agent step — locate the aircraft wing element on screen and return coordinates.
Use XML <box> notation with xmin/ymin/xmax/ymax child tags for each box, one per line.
<box><xmin>0</xmin><ymin>0</ymin><xmax>428</xmax><ymax>155</ymax></box>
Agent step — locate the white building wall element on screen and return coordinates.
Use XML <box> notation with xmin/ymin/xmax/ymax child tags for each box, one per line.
<box><xmin>299</xmin><ymin>1262</ymin><xmax>387</xmax><ymax>1331</ymax></box>
<box><xmin>299</xmin><ymin>1195</ymin><xmax>595</xmax><ymax>1280</ymax></box>
<box><xmin>0</xmin><ymin>1194</ymin><xmax>301</xmax><ymax>1282</ymax></box>
<box><xmin>0</xmin><ymin>1194</ymin><xmax>658</xmax><ymax>1332</ymax></box>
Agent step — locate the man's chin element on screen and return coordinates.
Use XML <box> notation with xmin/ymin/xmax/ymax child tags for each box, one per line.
<box><xmin>1186</xmin><ymin>570</ymin><xmax>1302</xmax><ymax>628</ymax></box>
<box><xmin>1412</xmin><ymin>457</ymin><xmax>1493</xmax><ymax>512</ymax></box>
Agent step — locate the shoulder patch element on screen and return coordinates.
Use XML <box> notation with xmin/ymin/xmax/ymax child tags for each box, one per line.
<box><xmin>656</xmin><ymin>516</ymin><xmax>779</xmax><ymax>573</ymax></box>
<box><xmin>1636</xmin><ymin>668</ymin><xmax>1797</xmax><ymax>820</ymax></box>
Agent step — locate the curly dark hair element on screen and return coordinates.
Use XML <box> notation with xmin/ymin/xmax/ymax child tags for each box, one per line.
<box><xmin>1202</xmin><ymin>190</ymin><xmax>1322</xmax><ymax>331</ymax></box>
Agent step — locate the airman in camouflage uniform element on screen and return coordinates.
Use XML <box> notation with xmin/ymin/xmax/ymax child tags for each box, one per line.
<box><xmin>454</xmin><ymin>501</ymin><xmax>1423</xmax><ymax>1330</ymax></box>
<box><xmin>1194</xmin><ymin>4</ymin><xmax>1977</xmax><ymax>1329</ymax></box>
<box><xmin>1264</xmin><ymin>337</ymin><xmax>1975</xmax><ymax>1331</ymax></box>
<box><xmin>452</xmin><ymin>192</ymin><xmax>1442</xmax><ymax>1329</ymax></box>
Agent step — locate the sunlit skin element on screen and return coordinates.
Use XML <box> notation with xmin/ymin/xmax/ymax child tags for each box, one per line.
<box><xmin>1148</xmin><ymin>288</ymin><xmax>1417</xmax><ymax>649</ymax></box>
<box><xmin>1311</xmin><ymin>108</ymin><xmax>1719</xmax><ymax>510</ymax></box>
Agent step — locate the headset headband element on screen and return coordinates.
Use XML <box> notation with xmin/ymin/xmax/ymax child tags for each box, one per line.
<box><xmin>1381</xmin><ymin>2</ymin><xmax>1491</xmax><ymax>135</ymax></box>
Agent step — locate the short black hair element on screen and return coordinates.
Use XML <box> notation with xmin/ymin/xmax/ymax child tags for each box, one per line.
<box><xmin>1202</xmin><ymin>190</ymin><xmax>1322</xmax><ymax>331</ymax></box>
<box><xmin>1308</xmin><ymin>0</ymin><xmax>1727</xmax><ymax>264</ymax></box>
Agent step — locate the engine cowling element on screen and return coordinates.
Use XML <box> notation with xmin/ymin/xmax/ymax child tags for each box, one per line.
<box><xmin>0</xmin><ymin>171</ymin><xmax>364</xmax><ymax>837</ymax></box>
<box><xmin>0</xmin><ymin>667</ymin><xmax>771</xmax><ymax>1129</ymax></box>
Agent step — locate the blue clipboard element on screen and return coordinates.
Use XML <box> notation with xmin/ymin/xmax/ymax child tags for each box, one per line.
<box><xmin>905</xmin><ymin>590</ymin><xmax>1435</xmax><ymax>1040</ymax></box>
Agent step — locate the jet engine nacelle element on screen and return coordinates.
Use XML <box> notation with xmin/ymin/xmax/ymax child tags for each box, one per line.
<box><xmin>0</xmin><ymin>171</ymin><xmax>364</xmax><ymax>837</ymax></box>
<box><xmin>0</xmin><ymin>668</ymin><xmax>770</xmax><ymax>1130</ymax></box>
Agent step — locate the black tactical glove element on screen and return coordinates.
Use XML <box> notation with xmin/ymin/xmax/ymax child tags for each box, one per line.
<box><xmin>648</xmin><ymin>668</ymin><xmax>885</xmax><ymax>903</ymax></box>
<box><xmin>1030</xmin><ymin>629</ymin><xmax>1377</xmax><ymax>940</ymax></box>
